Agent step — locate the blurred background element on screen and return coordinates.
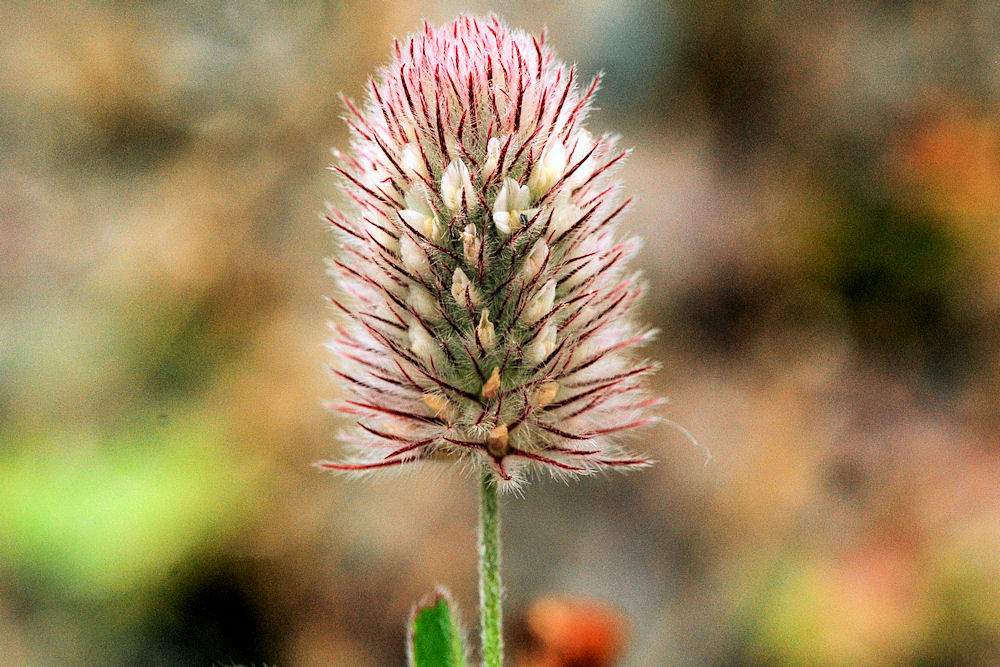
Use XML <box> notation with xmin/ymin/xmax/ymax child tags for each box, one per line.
<box><xmin>2</xmin><ymin>1</ymin><xmax>999</xmax><ymax>665</ymax></box>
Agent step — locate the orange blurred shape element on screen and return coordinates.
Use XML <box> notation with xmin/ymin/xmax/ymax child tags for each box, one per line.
<box><xmin>902</xmin><ymin>110</ymin><xmax>1000</xmax><ymax>218</ymax></box>
<box><xmin>523</xmin><ymin>597</ymin><xmax>628</xmax><ymax>667</ymax></box>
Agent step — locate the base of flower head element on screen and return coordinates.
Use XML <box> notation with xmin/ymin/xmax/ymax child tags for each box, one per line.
<box><xmin>318</xmin><ymin>437</ymin><xmax>652</xmax><ymax>488</ymax></box>
<box><xmin>322</xmin><ymin>384</ymin><xmax>656</xmax><ymax>487</ymax></box>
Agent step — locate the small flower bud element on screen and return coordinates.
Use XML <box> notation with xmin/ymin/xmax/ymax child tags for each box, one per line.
<box><xmin>409</xmin><ymin>285</ymin><xmax>439</xmax><ymax>321</ymax></box>
<box><xmin>462</xmin><ymin>223</ymin><xmax>481</xmax><ymax>266</ymax></box>
<box><xmin>523</xmin><ymin>279</ymin><xmax>556</xmax><ymax>325</ymax></box>
<box><xmin>492</xmin><ymin>178</ymin><xmax>537</xmax><ymax>235</ymax></box>
<box><xmin>551</xmin><ymin>198</ymin><xmax>582</xmax><ymax>238</ymax></box>
<box><xmin>423</xmin><ymin>392</ymin><xmax>451</xmax><ymax>421</ymax></box>
<box><xmin>408</xmin><ymin>321</ymin><xmax>437</xmax><ymax>363</ymax></box>
<box><xmin>400</xmin><ymin>118</ymin><xmax>418</xmax><ymax>143</ymax></box>
<box><xmin>525</xmin><ymin>323</ymin><xmax>556</xmax><ymax>365</ymax></box>
<box><xmin>528</xmin><ymin>140</ymin><xmax>568</xmax><ymax>195</ymax></box>
<box><xmin>486</xmin><ymin>423</ymin><xmax>509</xmax><ymax>456</ymax></box>
<box><xmin>442</xmin><ymin>159</ymin><xmax>475</xmax><ymax>212</ymax></box>
<box><xmin>477</xmin><ymin>309</ymin><xmax>496</xmax><ymax>348</ymax></box>
<box><xmin>399</xmin><ymin>234</ymin><xmax>428</xmax><ymax>274</ymax></box>
<box><xmin>564</xmin><ymin>305</ymin><xmax>595</xmax><ymax>333</ymax></box>
<box><xmin>451</xmin><ymin>267</ymin><xmax>479</xmax><ymax>307</ymax></box>
<box><xmin>401</xmin><ymin>142</ymin><xmax>427</xmax><ymax>178</ymax></box>
<box><xmin>400</xmin><ymin>189</ymin><xmax>443</xmax><ymax>241</ymax></box>
<box><xmin>365</xmin><ymin>215</ymin><xmax>397</xmax><ymax>252</ymax></box>
<box><xmin>481</xmin><ymin>136</ymin><xmax>502</xmax><ymax>178</ymax></box>
<box><xmin>533</xmin><ymin>381</ymin><xmax>559</xmax><ymax>408</ymax></box>
<box><xmin>569</xmin><ymin>337</ymin><xmax>594</xmax><ymax>367</ymax></box>
<box><xmin>481</xmin><ymin>366</ymin><xmax>501</xmax><ymax>401</ymax></box>
<box><xmin>522</xmin><ymin>238</ymin><xmax>549</xmax><ymax>279</ymax></box>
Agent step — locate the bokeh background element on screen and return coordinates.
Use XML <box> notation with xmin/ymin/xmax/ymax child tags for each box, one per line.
<box><xmin>2</xmin><ymin>1</ymin><xmax>999</xmax><ymax>665</ymax></box>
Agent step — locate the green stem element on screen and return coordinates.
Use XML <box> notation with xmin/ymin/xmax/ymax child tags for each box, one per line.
<box><xmin>478</xmin><ymin>470</ymin><xmax>503</xmax><ymax>667</ymax></box>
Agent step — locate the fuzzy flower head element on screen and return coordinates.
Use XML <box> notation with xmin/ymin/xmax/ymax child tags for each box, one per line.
<box><xmin>321</xmin><ymin>15</ymin><xmax>658</xmax><ymax>488</ymax></box>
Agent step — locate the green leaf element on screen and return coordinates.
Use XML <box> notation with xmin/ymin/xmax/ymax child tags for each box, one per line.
<box><xmin>408</xmin><ymin>590</ymin><xmax>467</xmax><ymax>667</ymax></box>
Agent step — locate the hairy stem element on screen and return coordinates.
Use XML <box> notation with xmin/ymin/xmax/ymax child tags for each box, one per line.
<box><xmin>478</xmin><ymin>470</ymin><xmax>503</xmax><ymax>667</ymax></box>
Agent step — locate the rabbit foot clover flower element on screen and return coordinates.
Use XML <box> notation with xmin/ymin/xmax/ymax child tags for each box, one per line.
<box><xmin>321</xmin><ymin>15</ymin><xmax>659</xmax><ymax>489</ymax></box>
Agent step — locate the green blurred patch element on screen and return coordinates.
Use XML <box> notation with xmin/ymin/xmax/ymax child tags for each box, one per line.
<box><xmin>135</xmin><ymin>271</ymin><xmax>287</xmax><ymax>400</ymax></box>
<box><xmin>0</xmin><ymin>413</ymin><xmax>260</xmax><ymax>601</ymax></box>
<box><xmin>812</xmin><ymin>193</ymin><xmax>981</xmax><ymax>380</ymax></box>
<box><xmin>916</xmin><ymin>524</ymin><xmax>1000</xmax><ymax>665</ymax></box>
<box><xmin>737</xmin><ymin>552</ymin><xmax>924</xmax><ymax>666</ymax></box>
